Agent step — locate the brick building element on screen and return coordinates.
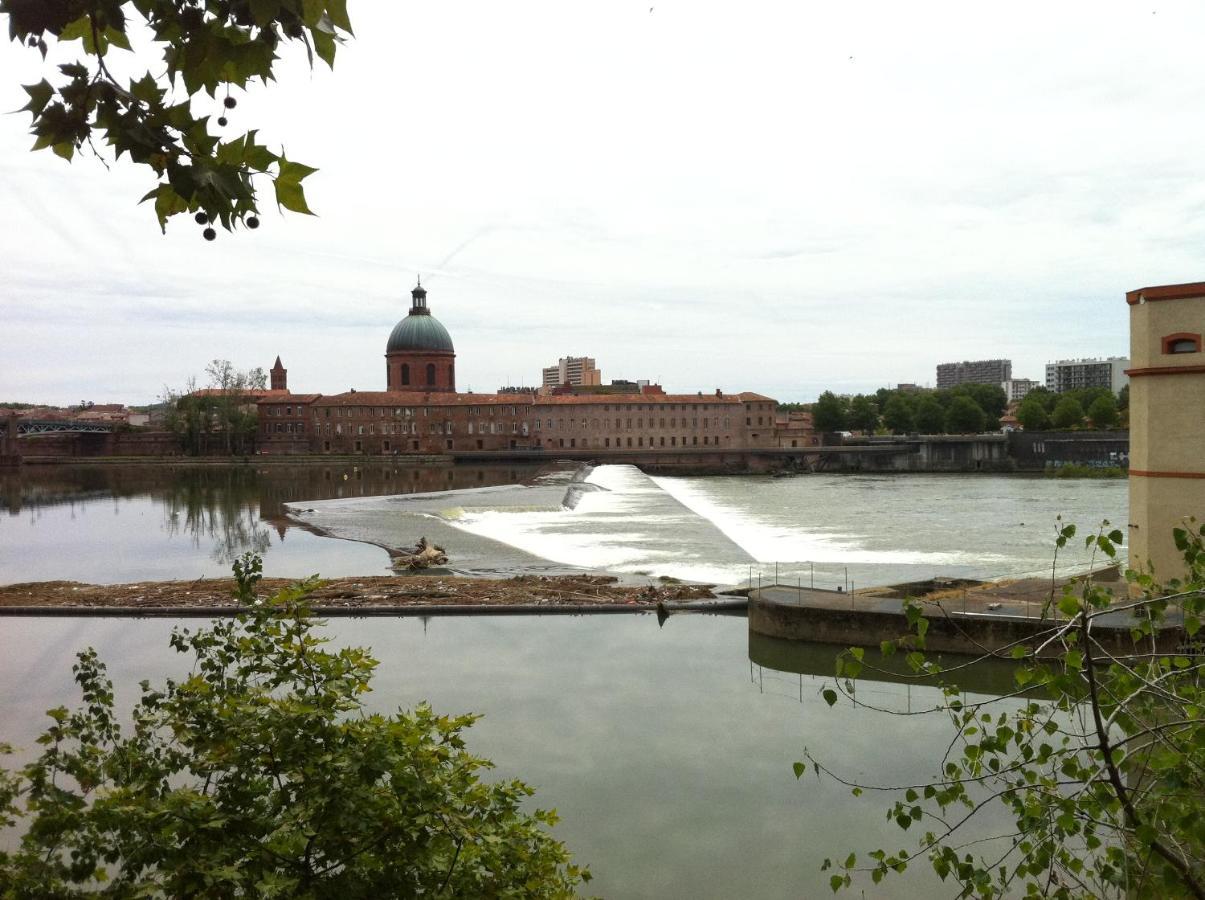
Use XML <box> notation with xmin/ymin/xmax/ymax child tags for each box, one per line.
<box><xmin>257</xmin><ymin>283</ymin><xmax>779</xmax><ymax>456</ymax></box>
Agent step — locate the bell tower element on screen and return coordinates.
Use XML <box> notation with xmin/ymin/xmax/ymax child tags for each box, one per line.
<box><xmin>270</xmin><ymin>356</ymin><xmax>287</xmax><ymax>391</ymax></box>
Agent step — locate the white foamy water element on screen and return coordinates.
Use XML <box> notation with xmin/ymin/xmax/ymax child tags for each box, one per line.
<box><xmin>650</xmin><ymin>475</ymin><xmax>971</xmax><ymax>565</ymax></box>
<box><xmin>444</xmin><ymin>465</ymin><xmax>756</xmax><ymax>583</ymax></box>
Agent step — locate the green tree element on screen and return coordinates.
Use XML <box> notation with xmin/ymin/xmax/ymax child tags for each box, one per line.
<box><xmin>1016</xmin><ymin>397</ymin><xmax>1051</xmax><ymax>431</ymax></box>
<box><xmin>1051</xmin><ymin>396</ymin><xmax>1086</xmax><ymax>429</ymax></box>
<box><xmin>806</xmin><ymin>521</ymin><xmax>1205</xmax><ymax>899</ymax></box>
<box><xmin>812</xmin><ymin>391</ymin><xmax>848</xmax><ymax>433</ymax></box>
<box><xmin>848</xmin><ymin>395</ymin><xmax>879</xmax><ymax>434</ymax></box>
<box><xmin>1117</xmin><ymin>384</ymin><xmax>1130</xmax><ymax>411</ymax></box>
<box><xmin>1087</xmin><ymin>393</ymin><xmax>1119</xmax><ymax>430</ymax></box>
<box><xmin>943</xmin><ymin>395</ymin><xmax>985</xmax><ymax>433</ymax></box>
<box><xmin>0</xmin><ymin>556</ymin><xmax>589</xmax><ymax>896</ymax></box>
<box><xmin>952</xmin><ymin>383</ymin><xmax>1007</xmax><ymax>420</ymax></box>
<box><xmin>912</xmin><ymin>396</ymin><xmax>945</xmax><ymax>434</ymax></box>
<box><xmin>2</xmin><ymin>0</ymin><xmax>350</xmax><ymax>235</ymax></box>
<box><xmin>881</xmin><ymin>395</ymin><xmax>914</xmax><ymax>434</ymax></box>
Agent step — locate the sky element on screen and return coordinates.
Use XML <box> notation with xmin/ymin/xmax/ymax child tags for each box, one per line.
<box><xmin>3</xmin><ymin>1</ymin><xmax>1205</xmax><ymax>406</ymax></box>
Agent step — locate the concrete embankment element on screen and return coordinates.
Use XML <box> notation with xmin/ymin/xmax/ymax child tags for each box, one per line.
<box><xmin>749</xmin><ymin>581</ymin><xmax>1185</xmax><ymax>656</ymax></box>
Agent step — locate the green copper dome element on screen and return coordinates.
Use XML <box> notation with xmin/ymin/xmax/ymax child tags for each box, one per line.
<box><xmin>386</xmin><ymin>281</ymin><xmax>455</xmax><ymax>353</ymax></box>
<box><xmin>386</xmin><ymin>313</ymin><xmax>454</xmax><ymax>353</ymax></box>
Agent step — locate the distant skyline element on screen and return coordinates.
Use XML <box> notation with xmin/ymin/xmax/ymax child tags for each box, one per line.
<box><xmin>3</xmin><ymin>1</ymin><xmax>1198</xmax><ymax>406</ymax></box>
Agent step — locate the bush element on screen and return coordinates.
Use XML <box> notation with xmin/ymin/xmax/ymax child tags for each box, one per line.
<box><xmin>943</xmin><ymin>395</ymin><xmax>986</xmax><ymax>433</ymax></box>
<box><xmin>0</xmin><ymin>556</ymin><xmax>588</xmax><ymax>897</ymax></box>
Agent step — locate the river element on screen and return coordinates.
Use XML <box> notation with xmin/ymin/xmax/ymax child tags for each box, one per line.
<box><xmin>0</xmin><ymin>462</ymin><xmax>1127</xmax><ymax>897</ymax></box>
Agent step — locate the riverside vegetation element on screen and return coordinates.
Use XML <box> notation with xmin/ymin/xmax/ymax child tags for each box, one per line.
<box><xmin>808</xmin><ymin>520</ymin><xmax>1204</xmax><ymax>898</ymax></box>
<box><xmin>0</xmin><ymin>554</ymin><xmax>589</xmax><ymax>897</ymax></box>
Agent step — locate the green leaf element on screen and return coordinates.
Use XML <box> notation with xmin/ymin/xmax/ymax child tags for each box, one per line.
<box><xmin>793</xmin><ymin>761</ymin><xmax>805</xmax><ymax>780</ymax></box>
<box><xmin>830</xmin><ymin>874</ymin><xmax>844</xmax><ymax>893</ymax></box>
<box><xmin>274</xmin><ymin>178</ymin><xmax>314</xmax><ymax>215</ymax></box>
<box><xmin>20</xmin><ymin>80</ymin><xmax>54</xmax><ymax>118</ymax></box>
<box><xmin>822</xmin><ymin>689</ymin><xmax>838</xmax><ymax>707</ymax></box>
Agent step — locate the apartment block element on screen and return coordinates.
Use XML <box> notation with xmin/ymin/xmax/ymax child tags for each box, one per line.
<box><xmin>541</xmin><ymin>356</ymin><xmax>602</xmax><ymax>389</ymax></box>
<box><xmin>1044</xmin><ymin>357</ymin><xmax>1130</xmax><ymax>395</ymax></box>
<box><xmin>936</xmin><ymin>359</ymin><xmax>1012</xmax><ymax>390</ymax></box>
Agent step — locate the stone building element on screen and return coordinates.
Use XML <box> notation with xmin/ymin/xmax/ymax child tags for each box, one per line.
<box><xmin>258</xmin><ymin>283</ymin><xmax>779</xmax><ymax>457</ymax></box>
<box><xmin>1126</xmin><ymin>281</ymin><xmax>1205</xmax><ymax>580</ymax></box>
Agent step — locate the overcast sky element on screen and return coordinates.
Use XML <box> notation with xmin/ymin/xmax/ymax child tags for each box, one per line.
<box><xmin>3</xmin><ymin>1</ymin><xmax>1204</xmax><ymax>406</ymax></box>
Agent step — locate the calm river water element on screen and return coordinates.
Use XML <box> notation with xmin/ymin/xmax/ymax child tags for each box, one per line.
<box><xmin>0</xmin><ymin>463</ymin><xmax>1127</xmax><ymax>897</ymax></box>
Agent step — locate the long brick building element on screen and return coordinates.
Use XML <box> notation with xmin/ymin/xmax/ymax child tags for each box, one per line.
<box><xmin>257</xmin><ymin>283</ymin><xmax>781</xmax><ymax>456</ymax></box>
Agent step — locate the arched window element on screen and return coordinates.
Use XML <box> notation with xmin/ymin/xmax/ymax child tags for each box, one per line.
<box><xmin>1163</xmin><ymin>333</ymin><xmax>1202</xmax><ymax>354</ymax></box>
<box><xmin>448</xmin><ymin>364</ymin><xmax>454</xmax><ymax>385</ymax></box>
<box><xmin>426</xmin><ymin>363</ymin><xmax>436</xmax><ymax>385</ymax></box>
<box><xmin>401</xmin><ymin>364</ymin><xmax>410</xmax><ymax>385</ymax></box>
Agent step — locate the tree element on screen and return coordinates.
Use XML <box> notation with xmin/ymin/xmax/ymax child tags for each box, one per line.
<box><xmin>2</xmin><ymin>0</ymin><xmax>351</xmax><ymax>236</ymax></box>
<box><xmin>912</xmin><ymin>396</ymin><xmax>945</xmax><ymax>434</ymax></box>
<box><xmin>1016</xmin><ymin>397</ymin><xmax>1051</xmax><ymax>431</ymax></box>
<box><xmin>848</xmin><ymin>395</ymin><xmax>879</xmax><ymax>434</ymax></box>
<box><xmin>944</xmin><ymin>395</ymin><xmax>986</xmax><ymax>434</ymax></box>
<box><xmin>952</xmin><ymin>383</ymin><xmax>1007</xmax><ymax>421</ymax></box>
<box><xmin>881</xmin><ymin>395</ymin><xmax>914</xmax><ymax>434</ymax></box>
<box><xmin>162</xmin><ymin>360</ymin><xmax>265</xmax><ymax>455</ymax></box>
<box><xmin>1087</xmin><ymin>394</ymin><xmax>1119</xmax><ymax>430</ymax></box>
<box><xmin>1118</xmin><ymin>384</ymin><xmax>1130</xmax><ymax>411</ymax></box>
<box><xmin>806</xmin><ymin>521</ymin><xmax>1205</xmax><ymax>899</ymax></box>
<box><xmin>1051</xmin><ymin>396</ymin><xmax>1086</xmax><ymax>429</ymax></box>
<box><xmin>0</xmin><ymin>555</ymin><xmax>589</xmax><ymax>896</ymax></box>
<box><xmin>812</xmin><ymin>391</ymin><xmax>848</xmax><ymax>433</ymax></box>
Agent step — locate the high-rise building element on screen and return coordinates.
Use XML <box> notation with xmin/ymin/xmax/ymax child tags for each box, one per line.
<box><xmin>1044</xmin><ymin>357</ymin><xmax>1129</xmax><ymax>395</ymax></box>
<box><xmin>1126</xmin><ymin>281</ymin><xmax>1205</xmax><ymax>579</ymax></box>
<box><xmin>541</xmin><ymin>356</ymin><xmax>601</xmax><ymax>389</ymax></box>
<box><xmin>936</xmin><ymin>359</ymin><xmax>1012</xmax><ymax>390</ymax></box>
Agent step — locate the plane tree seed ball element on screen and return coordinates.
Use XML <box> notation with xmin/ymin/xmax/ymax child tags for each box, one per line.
<box><xmin>224</xmin><ymin>96</ymin><xmax>237</xmax><ymax>109</ymax></box>
<box><xmin>247</xmin><ymin>216</ymin><xmax>260</xmax><ymax>229</ymax></box>
<box><xmin>203</xmin><ymin>227</ymin><xmax>216</xmax><ymax>241</ymax></box>
<box><xmin>217</xmin><ymin>116</ymin><xmax>227</xmax><ymax>126</ymax></box>
<box><xmin>194</xmin><ymin>212</ymin><xmax>208</xmax><ymax>225</ymax></box>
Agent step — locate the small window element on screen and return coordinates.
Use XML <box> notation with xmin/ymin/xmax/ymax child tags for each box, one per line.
<box><xmin>426</xmin><ymin>363</ymin><xmax>436</xmax><ymax>385</ymax></box>
<box><xmin>401</xmin><ymin>364</ymin><xmax>410</xmax><ymax>385</ymax></box>
<box><xmin>1163</xmin><ymin>333</ymin><xmax>1201</xmax><ymax>354</ymax></box>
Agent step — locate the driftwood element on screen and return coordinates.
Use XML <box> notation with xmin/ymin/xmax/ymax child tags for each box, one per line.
<box><xmin>393</xmin><ymin>536</ymin><xmax>449</xmax><ymax>571</ymax></box>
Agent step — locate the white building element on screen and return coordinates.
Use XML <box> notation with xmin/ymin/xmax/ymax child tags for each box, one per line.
<box><xmin>1002</xmin><ymin>378</ymin><xmax>1041</xmax><ymax>403</ymax></box>
<box><xmin>541</xmin><ymin>356</ymin><xmax>602</xmax><ymax>389</ymax></box>
<box><xmin>1044</xmin><ymin>357</ymin><xmax>1130</xmax><ymax>395</ymax></box>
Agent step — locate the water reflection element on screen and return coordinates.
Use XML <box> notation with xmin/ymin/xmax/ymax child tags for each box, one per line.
<box><xmin>0</xmin><ymin>462</ymin><xmax>555</xmax><ymax>584</ymax></box>
<box><xmin>748</xmin><ymin>630</ymin><xmax>1023</xmax><ymax>700</ymax></box>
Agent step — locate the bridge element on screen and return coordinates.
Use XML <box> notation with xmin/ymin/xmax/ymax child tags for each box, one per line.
<box><xmin>1</xmin><ymin>417</ymin><xmax>116</xmax><ymax>463</ymax></box>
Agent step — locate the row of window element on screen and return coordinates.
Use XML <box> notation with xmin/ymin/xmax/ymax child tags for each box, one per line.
<box><xmin>537</xmin><ymin>435</ymin><xmax>730</xmax><ymax>449</ymax></box>
<box><xmin>389</xmin><ymin>363</ymin><xmax>452</xmax><ymax>387</ymax></box>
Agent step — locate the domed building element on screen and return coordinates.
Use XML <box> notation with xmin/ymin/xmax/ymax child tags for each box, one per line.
<box><xmin>385</xmin><ymin>280</ymin><xmax>456</xmax><ymax>392</ymax></box>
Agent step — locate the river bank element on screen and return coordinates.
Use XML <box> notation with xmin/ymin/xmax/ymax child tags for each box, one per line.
<box><xmin>0</xmin><ymin>573</ymin><xmax>720</xmax><ymax>615</ymax></box>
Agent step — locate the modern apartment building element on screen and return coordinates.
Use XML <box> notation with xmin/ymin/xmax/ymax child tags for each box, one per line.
<box><xmin>1002</xmin><ymin>378</ymin><xmax>1040</xmax><ymax>403</ymax></box>
<box><xmin>936</xmin><ymin>359</ymin><xmax>1012</xmax><ymax>390</ymax></box>
<box><xmin>541</xmin><ymin>356</ymin><xmax>602</xmax><ymax>389</ymax></box>
<box><xmin>1044</xmin><ymin>357</ymin><xmax>1130</xmax><ymax>395</ymax></box>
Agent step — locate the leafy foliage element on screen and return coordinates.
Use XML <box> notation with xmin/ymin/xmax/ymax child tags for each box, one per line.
<box><xmin>1087</xmin><ymin>394</ymin><xmax>1120</xmax><ymax>430</ymax></box>
<box><xmin>944</xmin><ymin>394</ymin><xmax>986</xmax><ymax>434</ymax></box>
<box><xmin>881</xmin><ymin>395</ymin><xmax>914</xmax><ymax>435</ymax></box>
<box><xmin>0</xmin><ymin>555</ymin><xmax>589</xmax><ymax>896</ymax></box>
<box><xmin>805</xmin><ymin>522</ymin><xmax>1205</xmax><ymax>898</ymax></box>
<box><xmin>2</xmin><ymin>0</ymin><xmax>352</xmax><ymax>234</ymax></box>
<box><xmin>1016</xmin><ymin>396</ymin><xmax>1051</xmax><ymax>431</ymax></box>
<box><xmin>1051</xmin><ymin>396</ymin><xmax>1086</xmax><ymax>429</ymax></box>
<box><xmin>160</xmin><ymin>358</ymin><xmax>265</xmax><ymax>455</ymax></box>
<box><xmin>812</xmin><ymin>391</ymin><xmax>848</xmax><ymax>433</ymax></box>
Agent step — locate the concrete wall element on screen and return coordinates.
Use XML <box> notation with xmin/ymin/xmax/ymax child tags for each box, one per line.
<box><xmin>1007</xmin><ymin>430</ymin><xmax>1129</xmax><ymax>470</ymax></box>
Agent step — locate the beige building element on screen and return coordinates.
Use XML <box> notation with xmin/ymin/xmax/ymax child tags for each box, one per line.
<box><xmin>541</xmin><ymin>356</ymin><xmax>601</xmax><ymax>390</ymax></box>
<box><xmin>1126</xmin><ymin>281</ymin><xmax>1205</xmax><ymax>580</ymax></box>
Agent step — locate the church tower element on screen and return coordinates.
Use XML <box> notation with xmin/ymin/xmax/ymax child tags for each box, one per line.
<box><xmin>385</xmin><ymin>280</ymin><xmax>457</xmax><ymax>392</ymax></box>
<box><xmin>270</xmin><ymin>356</ymin><xmax>287</xmax><ymax>391</ymax></box>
